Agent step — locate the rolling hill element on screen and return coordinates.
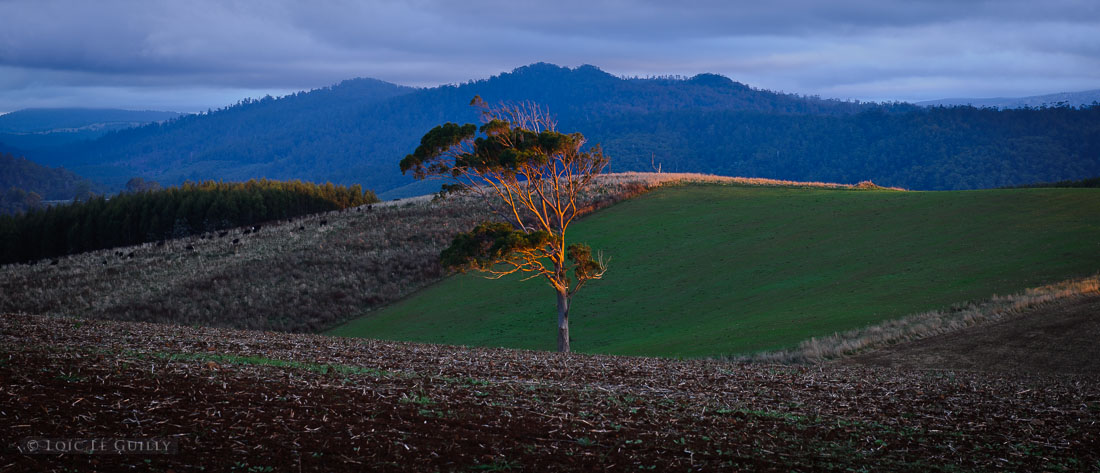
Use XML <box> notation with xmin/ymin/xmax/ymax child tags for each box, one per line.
<box><xmin>331</xmin><ymin>183</ymin><xmax>1100</xmax><ymax>357</ymax></box>
<box><xmin>5</xmin><ymin>173</ymin><xmax>1099</xmax><ymax>472</ymax></box>
<box><xmin>0</xmin><ymin>174</ymin><xmax>650</xmax><ymax>332</ymax></box>
<box><xmin>21</xmin><ymin>63</ymin><xmax>1100</xmax><ymax>194</ymax></box>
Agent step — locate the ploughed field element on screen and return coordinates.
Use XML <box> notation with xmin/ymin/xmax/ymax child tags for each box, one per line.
<box><xmin>4</xmin><ymin>314</ymin><xmax>1098</xmax><ymax>472</ymax></box>
<box><xmin>333</xmin><ymin>184</ymin><xmax>1100</xmax><ymax>357</ymax></box>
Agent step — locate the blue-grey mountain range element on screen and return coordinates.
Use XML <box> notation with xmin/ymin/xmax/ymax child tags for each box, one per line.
<box><xmin>4</xmin><ymin>63</ymin><xmax>1099</xmax><ymax>197</ymax></box>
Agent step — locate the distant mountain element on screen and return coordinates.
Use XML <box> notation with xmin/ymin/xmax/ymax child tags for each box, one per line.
<box><xmin>0</xmin><ymin>108</ymin><xmax>182</xmax><ymax>133</ymax></box>
<box><xmin>0</xmin><ymin>108</ymin><xmax>181</xmax><ymax>150</ymax></box>
<box><xmin>18</xmin><ymin>63</ymin><xmax>1100</xmax><ymax>193</ymax></box>
<box><xmin>26</xmin><ymin>64</ymin><xmax>890</xmax><ymax>193</ymax></box>
<box><xmin>34</xmin><ymin>78</ymin><xmax>419</xmax><ymax>191</ymax></box>
<box><xmin>917</xmin><ymin>89</ymin><xmax>1100</xmax><ymax>109</ymax></box>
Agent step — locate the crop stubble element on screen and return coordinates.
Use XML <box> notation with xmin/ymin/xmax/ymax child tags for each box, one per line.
<box><xmin>3</xmin><ymin>313</ymin><xmax>1097</xmax><ymax>472</ymax></box>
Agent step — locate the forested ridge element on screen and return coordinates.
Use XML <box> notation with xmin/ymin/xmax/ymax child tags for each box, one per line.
<box><xmin>0</xmin><ymin>179</ymin><xmax>378</xmax><ymax>264</ymax></box>
<box><xmin>36</xmin><ymin>78</ymin><xmax>418</xmax><ymax>190</ymax></box>
<box><xmin>592</xmin><ymin>105</ymin><xmax>1100</xmax><ymax>190</ymax></box>
<box><xmin>0</xmin><ymin>152</ymin><xmax>97</xmax><ymax>214</ymax></box>
<box><xmin>18</xmin><ymin>63</ymin><xmax>1100</xmax><ymax>193</ymax></box>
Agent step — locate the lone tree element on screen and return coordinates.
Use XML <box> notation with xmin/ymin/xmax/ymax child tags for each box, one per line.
<box><xmin>400</xmin><ymin>97</ymin><xmax>609</xmax><ymax>353</ymax></box>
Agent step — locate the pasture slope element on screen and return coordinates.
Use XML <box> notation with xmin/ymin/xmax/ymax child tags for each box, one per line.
<box><xmin>4</xmin><ymin>313</ymin><xmax>1098</xmax><ymax>472</ymax></box>
<box><xmin>332</xmin><ymin>184</ymin><xmax>1100</xmax><ymax>358</ymax></box>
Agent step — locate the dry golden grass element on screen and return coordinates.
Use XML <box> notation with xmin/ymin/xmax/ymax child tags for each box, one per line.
<box><xmin>740</xmin><ymin>274</ymin><xmax>1100</xmax><ymax>364</ymax></box>
<box><xmin>595</xmin><ymin>171</ymin><xmax>904</xmax><ymax>190</ymax></box>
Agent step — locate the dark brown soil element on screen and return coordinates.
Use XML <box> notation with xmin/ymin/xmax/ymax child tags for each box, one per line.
<box><xmin>848</xmin><ymin>295</ymin><xmax>1100</xmax><ymax>375</ymax></box>
<box><xmin>2</xmin><ymin>313</ymin><xmax>1099</xmax><ymax>472</ymax></box>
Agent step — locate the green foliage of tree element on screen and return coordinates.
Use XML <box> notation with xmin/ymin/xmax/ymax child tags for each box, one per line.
<box><xmin>0</xmin><ymin>187</ymin><xmax>42</xmax><ymax>215</ymax></box>
<box><xmin>0</xmin><ymin>179</ymin><xmax>379</xmax><ymax>265</ymax></box>
<box><xmin>402</xmin><ymin>97</ymin><xmax>609</xmax><ymax>353</ymax></box>
<box><xmin>125</xmin><ymin>177</ymin><xmax>162</xmax><ymax>193</ymax></box>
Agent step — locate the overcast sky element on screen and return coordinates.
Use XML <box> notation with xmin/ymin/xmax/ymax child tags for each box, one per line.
<box><xmin>1</xmin><ymin>0</ymin><xmax>1097</xmax><ymax>114</ymax></box>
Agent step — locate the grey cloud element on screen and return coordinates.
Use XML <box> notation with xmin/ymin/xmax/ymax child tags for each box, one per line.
<box><xmin>423</xmin><ymin>0</ymin><xmax>1100</xmax><ymax>38</ymax></box>
<box><xmin>0</xmin><ymin>0</ymin><xmax>1097</xmax><ymax>112</ymax></box>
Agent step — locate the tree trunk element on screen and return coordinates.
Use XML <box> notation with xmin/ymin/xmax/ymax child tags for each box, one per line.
<box><xmin>556</xmin><ymin>289</ymin><xmax>570</xmax><ymax>353</ymax></box>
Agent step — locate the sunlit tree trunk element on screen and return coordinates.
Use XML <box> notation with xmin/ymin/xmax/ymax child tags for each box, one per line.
<box><xmin>556</xmin><ymin>289</ymin><xmax>570</xmax><ymax>353</ymax></box>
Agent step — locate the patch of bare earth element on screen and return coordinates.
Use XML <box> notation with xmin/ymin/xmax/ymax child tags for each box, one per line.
<box><xmin>3</xmin><ymin>314</ymin><xmax>1098</xmax><ymax>472</ymax></box>
<box><xmin>847</xmin><ymin>295</ymin><xmax>1100</xmax><ymax>376</ymax></box>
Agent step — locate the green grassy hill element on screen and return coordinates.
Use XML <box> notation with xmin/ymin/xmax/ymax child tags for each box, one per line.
<box><xmin>330</xmin><ymin>184</ymin><xmax>1100</xmax><ymax>357</ymax></box>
